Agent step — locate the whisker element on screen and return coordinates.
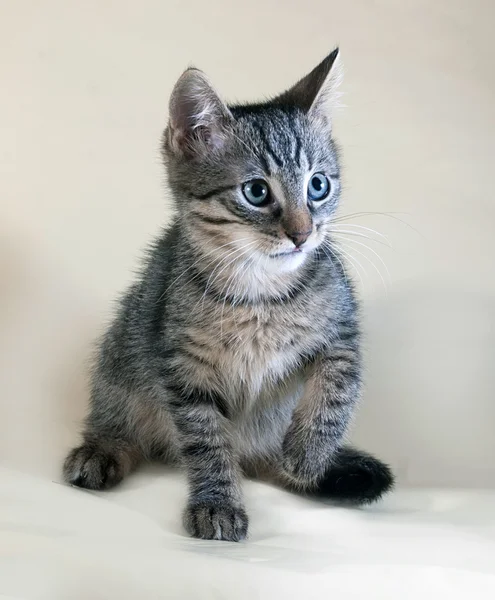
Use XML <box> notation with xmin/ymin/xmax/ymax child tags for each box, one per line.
<box><xmin>319</xmin><ymin>244</ymin><xmax>349</xmax><ymax>287</ymax></box>
<box><xmin>219</xmin><ymin>256</ymin><xmax>253</xmax><ymax>339</ymax></box>
<box><xmin>155</xmin><ymin>236</ymin><xmax>253</xmax><ymax>304</ymax></box>
<box><xmin>190</xmin><ymin>244</ymin><xmax>252</xmax><ymax>312</ymax></box>
<box><xmin>333</xmin><ymin>239</ymin><xmax>388</xmax><ymax>293</ymax></box>
<box><xmin>331</xmin><ymin>234</ymin><xmax>391</xmax><ymax>283</ymax></box>
<box><xmin>330</xmin><ymin>222</ymin><xmax>390</xmax><ymax>243</ymax></box>
<box><xmin>206</xmin><ymin>243</ymin><xmax>258</xmax><ymax>303</ymax></box>
<box><xmin>197</xmin><ymin>241</ymin><xmax>258</xmax><ymax>312</ymax></box>
<box><xmin>329</xmin><ymin>227</ymin><xmax>392</xmax><ymax>249</ymax></box>
<box><xmin>323</xmin><ymin>241</ymin><xmax>365</xmax><ymax>289</ymax></box>
<box><xmin>213</xmin><ymin>246</ymin><xmax>259</xmax><ymax>340</ymax></box>
<box><xmin>228</xmin><ymin>264</ymin><xmax>246</xmax><ymax>343</ymax></box>
<box><xmin>332</xmin><ymin>211</ymin><xmax>423</xmax><ymax>238</ymax></box>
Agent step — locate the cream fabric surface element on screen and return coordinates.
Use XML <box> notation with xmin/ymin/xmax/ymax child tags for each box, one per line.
<box><xmin>1</xmin><ymin>466</ymin><xmax>494</xmax><ymax>599</ymax></box>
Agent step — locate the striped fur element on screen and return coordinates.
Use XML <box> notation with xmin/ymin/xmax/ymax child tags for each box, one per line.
<box><xmin>63</xmin><ymin>50</ymin><xmax>393</xmax><ymax>541</ymax></box>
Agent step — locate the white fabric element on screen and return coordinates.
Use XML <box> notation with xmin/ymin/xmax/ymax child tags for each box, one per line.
<box><xmin>1</xmin><ymin>466</ymin><xmax>494</xmax><ymax>599</ymax></box>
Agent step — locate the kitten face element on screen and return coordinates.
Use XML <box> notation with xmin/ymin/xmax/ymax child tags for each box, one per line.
<box><xmin>163</xmin><ymin>50</ymin><xmax>342</xmax><ymax>293</ymax></box>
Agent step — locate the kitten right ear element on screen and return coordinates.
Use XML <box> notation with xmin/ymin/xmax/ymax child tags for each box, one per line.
<box><xmin>276</xmin><ymin>48</ymin><xmax>343</xmax><ymax>119</ymax></box>
<box><xmin>167</xmin><ymin>68</ymin><xmax>232</xmax><ymax>157</ymax></box>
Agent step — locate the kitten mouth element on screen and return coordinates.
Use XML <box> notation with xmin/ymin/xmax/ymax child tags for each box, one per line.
<box><xmin>270</xmin><ymin>249</ymin><xmax>303</xmax><ymax>258</ymax></box>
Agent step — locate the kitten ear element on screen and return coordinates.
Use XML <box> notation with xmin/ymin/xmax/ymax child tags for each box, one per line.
<box><xmin>276</xmin><ymin>48</ymin><xmax>343</xmax><ymax>118</ymax></box>
<box><xmin>168</xmin><ymin>68</ymin><xmax>232</xmax><ymax>157</ymax></box>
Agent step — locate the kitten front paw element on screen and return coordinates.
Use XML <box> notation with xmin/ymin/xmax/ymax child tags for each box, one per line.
<box><xmin>183</xmin><ymin>499</ymin><xmax>248</xmax><ymax>542</ymax></box>
<box><xmin>282</xmin><ymin>426</ymin><xmax>336</xmax><ymax>488</ymax></box>
<box><xmin>63</xmin><ymin>442</ymin><xmax>126</xmax><ymax>490</ymax></box>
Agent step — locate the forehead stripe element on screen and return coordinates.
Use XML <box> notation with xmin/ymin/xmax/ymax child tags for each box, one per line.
<box><xmin>293</xmin><ymin>133</ymin><xmax>303</xmax><ymax>168</ymax></box>
<box><xmin>252</xmin><ymin>121</ymin><xmax>284</xmax><ymax>168</ymax></box>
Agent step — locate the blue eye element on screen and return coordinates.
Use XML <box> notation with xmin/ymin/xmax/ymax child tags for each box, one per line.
<box><xmin>307</xmin><ymin>173</ymin><xmax>330</xmax><ymax>201</ymax></box>
<box><xmin>242</xmin><ymin>179</ymin><xmax>270</xmax><ymax>206</ymax></box>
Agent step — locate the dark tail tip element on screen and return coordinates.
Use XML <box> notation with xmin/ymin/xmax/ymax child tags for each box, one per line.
<box><xmin>315</xmin><ymin>447</ymin><xmax>395</xmax><ymax>505</ymax></box>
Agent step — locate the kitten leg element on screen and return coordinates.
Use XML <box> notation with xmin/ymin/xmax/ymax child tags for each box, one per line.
<box><xmin>63</xmin><ymin>434</ymin><xmax>141</xmax><ymax>490</ymax></box>
<box><xmin>166</xmin><ymin>387</ymin><xmax>247</xmax><ymax>541</ymax></box>
<box><xmin>282</xmin><ymin>323</ymin><xmax>362</xmax><ymax>488</ymax></box>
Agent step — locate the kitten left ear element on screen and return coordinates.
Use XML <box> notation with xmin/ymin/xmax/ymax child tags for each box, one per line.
<box><xmin>167</xmin><ymin>68</ymin><xmax>232</xmax><ymax>157</ymax></box>
<box><xmin>276</xmin><ymin>48</ymin><xmax>343</xmax><ymax>118</ymax></box>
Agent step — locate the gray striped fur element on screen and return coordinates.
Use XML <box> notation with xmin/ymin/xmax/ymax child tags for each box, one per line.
<box><xmin>63</xmin><ymin>49</ymin><xmax>393</xmax><ymax>541</ymax></box>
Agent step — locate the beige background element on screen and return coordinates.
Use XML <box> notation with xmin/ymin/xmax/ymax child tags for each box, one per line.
<box><xmin>1</xmin><ymin>0</ymin><xmax>494</xmax><ymax>488</ymax></box>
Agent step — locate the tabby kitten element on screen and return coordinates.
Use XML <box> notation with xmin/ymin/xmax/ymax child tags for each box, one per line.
<box><xmin>64</xmin><ymin>49</ymin><xmax>393</xmax><ymax>541</ymax></box>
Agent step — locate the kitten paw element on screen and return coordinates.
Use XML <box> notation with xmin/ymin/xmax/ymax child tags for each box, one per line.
<box><xmin>282</xmin><ymin>427</ymin><xmax>335</xmax><ymax>488</ymax></box>
<box><xmin>63</xmin><ymin>440</ymin><xmax>131</xmax><ymax>490</ymax></box>
<box><xmin>183</xmin><ymin>499</ymin><xmax>248</xmax><ymax>542</ymax></box>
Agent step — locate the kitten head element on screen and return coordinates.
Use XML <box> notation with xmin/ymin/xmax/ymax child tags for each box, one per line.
<box><xmin>163</xmin><ymin>50</ymin><xmax>343</xmax><ymax>284</ymax></box>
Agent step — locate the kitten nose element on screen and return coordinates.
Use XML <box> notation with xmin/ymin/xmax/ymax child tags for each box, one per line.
<box><xmin>287</xmin><ymin>230</ymin><xmax>312</xmax><ymax>248</ymax></box>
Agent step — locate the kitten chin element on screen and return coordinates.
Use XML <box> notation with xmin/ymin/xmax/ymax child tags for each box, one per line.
<box><xmin>265</xmin><ymin>251</ymin><xmax>308</xmax><ymax>273</ymax></box>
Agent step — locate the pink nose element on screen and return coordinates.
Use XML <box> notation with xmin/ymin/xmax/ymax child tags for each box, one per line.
<box><xmin>287</xmin><ymin>230</ymin><xmax>312</xmax><ymax>247</ymax></box>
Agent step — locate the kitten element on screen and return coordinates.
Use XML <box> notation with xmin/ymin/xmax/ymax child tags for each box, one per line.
<box><xmin>63</xmin><ymin>49</ymin><xmax>393</xmax><ymax>541</ymax></box>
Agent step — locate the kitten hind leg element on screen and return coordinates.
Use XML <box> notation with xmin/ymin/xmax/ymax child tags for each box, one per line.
<box><xmin>63</xmin><ymin>434</ymin><xmax>142</xmax><ymax>491</ymax></box>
